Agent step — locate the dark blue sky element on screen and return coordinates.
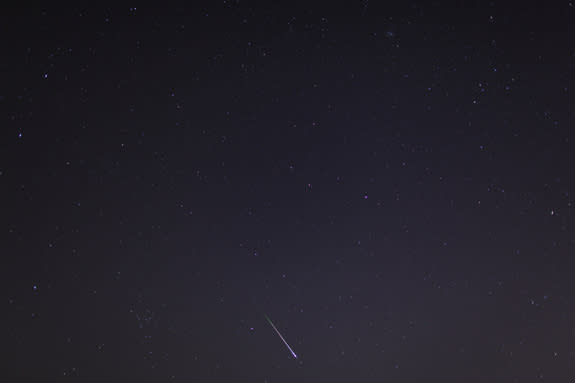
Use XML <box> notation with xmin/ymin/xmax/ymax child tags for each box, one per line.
<box><xmin>2</xmin><ymin>3</ymin><xmax>575</xmax><ymax>382</ymax></box>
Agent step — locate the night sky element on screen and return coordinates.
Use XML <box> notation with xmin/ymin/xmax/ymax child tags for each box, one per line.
<box><xmin>2</xmin><ymin>3</ymin><xmax>575</xmax><ymax>382</ymax></box>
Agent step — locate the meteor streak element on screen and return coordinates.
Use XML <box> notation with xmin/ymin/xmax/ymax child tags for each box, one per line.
<box><xmin>264</xmin><ymin>314</ymin><xmax>298</xmax><ymax>359</ymax></box>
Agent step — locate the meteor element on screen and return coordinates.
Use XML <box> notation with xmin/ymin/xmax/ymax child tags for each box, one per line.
<box><xmin>264</xmin><ymin>314</ymin><xmax>298</xmax><ymax>359</ymax></box>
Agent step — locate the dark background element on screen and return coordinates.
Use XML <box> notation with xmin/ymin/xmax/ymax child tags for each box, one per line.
<box><xmin>2</xmin><ymin>3</ymin><xmax>574</xmax><ymax>382</ymax></box>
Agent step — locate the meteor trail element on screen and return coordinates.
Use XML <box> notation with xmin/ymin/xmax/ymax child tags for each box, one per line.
<box><xmin>264</xmin><ymin>314</ymin><xmax>298</xmax><ymax>359</ymax></box>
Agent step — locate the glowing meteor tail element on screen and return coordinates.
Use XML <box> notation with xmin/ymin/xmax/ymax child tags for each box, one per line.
<box><xmin>264</xmin><ymin>314</ymin><xmax>298</xmax><ymax>359</ymax></box>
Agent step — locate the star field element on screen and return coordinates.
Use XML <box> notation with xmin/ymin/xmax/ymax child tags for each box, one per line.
<box><xmin>2</xmin><ymin>3</ymin><xmax>575</xmax><ymax>382</ymax></box>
